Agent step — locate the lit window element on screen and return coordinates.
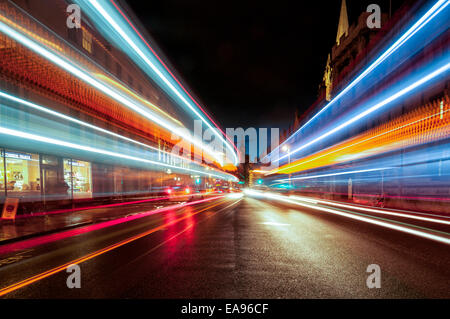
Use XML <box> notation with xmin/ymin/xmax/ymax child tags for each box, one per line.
<box><xmin>82</xmin><ymin>29</ymin><xmax>92</xmax><ymax>53</ymax></box>
<box><xmin>5</xmin><ymin>150</ymin><xmax>40</xmax><ymax>196</ymax></box>
<box><xmin>64</xmin><ymin>159</ymin><xmax>92</xmax><ymax>199</ymax></box>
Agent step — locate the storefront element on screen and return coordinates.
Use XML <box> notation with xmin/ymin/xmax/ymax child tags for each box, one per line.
<box><xmin>0</xmin><ymin>146</ymin><xmax>204</xmax><ymax>214</ymax></box>
<box><xmin>64</xmin><ymin>159</ymin><xmax>92</xmax><ymax>199</ymax></box>
<box><xmin>1</xmin><ymin>150</ymin><xmax>41</xmax><ymax>199</ymax></box>
<box><xmin>41</xmin><ymin>155</ymin><xmax>69</xmax><ymax>202</ymax></box>
<box><xmin>0</xmin><ymin>149</ymin><xmax>93</xmax><ymax>201</ymax></box>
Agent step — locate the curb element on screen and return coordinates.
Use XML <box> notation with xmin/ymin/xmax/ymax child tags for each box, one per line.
<box><xmin>0</xmin><ymin>220</ymin><xmax>94</xmax><ymax>246</ymax></box>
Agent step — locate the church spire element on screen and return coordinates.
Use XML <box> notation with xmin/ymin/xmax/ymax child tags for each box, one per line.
<box><xmin>336</xmin><ymin>0</ymin><xmax>349</xmax><ymax>45</ymax></box>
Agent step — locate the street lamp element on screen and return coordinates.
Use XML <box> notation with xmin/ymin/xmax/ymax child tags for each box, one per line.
<box><xmin>281</xmin><ymin>144</ymin><xmax>291</xmax><ymax>187</ymax></box>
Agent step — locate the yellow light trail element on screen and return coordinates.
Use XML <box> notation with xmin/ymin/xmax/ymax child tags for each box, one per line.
<box><xmin>95</xmin><ymin>73</ymin><xmax>183</xmax><ymax>126</ymax></box>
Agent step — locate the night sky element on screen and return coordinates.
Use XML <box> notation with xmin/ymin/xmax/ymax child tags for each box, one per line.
<box><xmin>126</xmin><ymin>0</ymin><xmax>400</xmax><ymax>131</ymax></box>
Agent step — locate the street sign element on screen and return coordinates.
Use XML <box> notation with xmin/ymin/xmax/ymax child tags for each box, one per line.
<box><xmin>2</xmin><ymin>198</ymin><xmax>19</xmax><ymax>220</ymax></box>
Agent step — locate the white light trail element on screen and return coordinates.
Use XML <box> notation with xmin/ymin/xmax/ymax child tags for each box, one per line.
<box><xmin>276</xmin><ymin>61</ymin><xmax>450</xmax><ymax>163</ymax></box>
<box><xmin>87</xmin><ymin>0</ymin><xmax>239</xmax><ymax>166</ymax></box>
<box><xmin>0</xmin><ymin>90</ymin><xmax>201</xmax><ymax>166</ymax></box>
<box><xmin>274</xmin><ymin>167</ymin><xmax>393</xmax><ymax>182</ymax></box>
<box><xmin>0</xmin><ymin>126</ymin><xmax>237</xmax><ymax>181</ymax></box>
<box><xmin>271</xmin><ymin>0</ymin><xmax>450</xmax><ymax>162</ymax></box>
<box><xmin>289</xmin><ymin>195</ymin><xmax>450</xmax><ymax>226</ymax></box>
<box><xmin>0</xmin><ymin>20</ymin><xmax>225</xmax><ymax>166</ymax></box>
<box><xmin>245</xmin><ymin>190</ymin><xmax>450</xmax><ymax>245</ymax></box>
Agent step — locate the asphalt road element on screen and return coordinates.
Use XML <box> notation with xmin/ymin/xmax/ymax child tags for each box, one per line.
<box><xmin>0</xmin><ymin>194</ymin><xmax>449</xmax><ymax>298</ymax></box>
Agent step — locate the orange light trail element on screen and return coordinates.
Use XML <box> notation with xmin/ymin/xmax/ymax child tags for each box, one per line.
<box><xmin>272</xmin><ymin>96</ymin><xmax>449</xmax><ymax>175</ymax></box>
<box><xmin>0</xmin><ymin>14</ymin><xmax>62</xmax><ymax>52</ymax></box>
<box><xmin>94</xmin><ymin>73</ymin><xmax>183</xmax><ymax>126</ymax></box>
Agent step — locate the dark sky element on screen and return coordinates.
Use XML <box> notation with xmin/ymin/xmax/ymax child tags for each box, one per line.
<box><xmin>126</xmin><ymin>0</ymin><xmax>399</xmax><ymax>131</ymax></box>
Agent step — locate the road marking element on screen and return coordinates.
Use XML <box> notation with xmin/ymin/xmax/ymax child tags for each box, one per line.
<box><xmin>0</xmin><ymin>250</ymin><xmax>33</xmax><ymax>268</ymax></box>
<box><xmin>117</xmin><ymin>198</ymin><xmax>243</xmax><ymax>270</ymax></box>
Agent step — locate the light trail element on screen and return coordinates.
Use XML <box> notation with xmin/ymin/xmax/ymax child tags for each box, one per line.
<box><xmin>0</xmin><ymin>13</ymin><xmax>63</xmax><ymax>52</ymax></box>
<box><xmin>270</xmin><ymin>0</ymin><xmax>450</xmax><ymax>162</ymax></box>
<box><xmin>271</xmin><ymin>188</ymin><xmax>450</xmax><ymax>203</ymax></box>
<box><xmin>0</xmin><ymin>19</ymin><xmax>226</xmax><ymax>166</ymax></box>
<box><xmin>0</xmin><ymin>126</ymin><xmax>237</xmax><ymax>181</ymax></box>
<box><xmin>272</xmin><ymin>107</ymin><xmax>449</xmax><ymax>175</ymax></box>
<box><xmin>94</xmin><ymin>73</ymin><xmax>183</xmax><ymax>126</ymax></box>
<box><xmin>108</xmin><ymin>0</ymin><xmax>240</xmax><ymax>159</ymax></box>
<box><xmin>0</xmin><ymin>197</ymin><xmax>241</xmax><ymax>297</ymax></box>
<box><xmin>0</xmin><ymin>195</ymin><xmax>225</xmax><ymax>256</ymax></box>
<box><xmin>0</xmin><ymin>91</ymin><xmax>172</xmax><ymax>154</ymax></box>
<box><xmin>15</xmin><ymin>192</ymin><xmax>214</xmax><ymax>219</ymax></box>
<box><xmin>274</xmin><ymin>60</ymin><xmax>450</xmax><ymax>163</ymax></box>
<box><xmin>0</xmin><ymin>90</ymin><xmax>226</xmax><ymax>176</ymax></box>
<box><xmin>244</xmin><ymin>190</ymin><xmax>450</xmax><ymax>245</ymax></box>
<box><xmin>287</xmin><ymin>195</ymin><xmax>450</xmax><ymax>226</ymax></box>
<box><xmin>274</xmin><ymin>168</ymin><xmax>393</xmax><ymax>182</ymax></box>
<box><xmin>80</xmin><ymin>0</ymin><xmax>239</xmax><ymax>166</ymax></box>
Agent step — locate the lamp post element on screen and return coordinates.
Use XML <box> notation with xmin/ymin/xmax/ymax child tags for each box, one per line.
<box><xmin>281</xmin><ymin>145</ymin><xmax>291</xmax><ymax>187</ymax></box>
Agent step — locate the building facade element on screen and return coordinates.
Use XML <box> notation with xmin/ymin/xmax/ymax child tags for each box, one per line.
<box><xmin>0</xmin><ymin>0</ymin><xmax>235</xmax><ymax>214</ymax></box>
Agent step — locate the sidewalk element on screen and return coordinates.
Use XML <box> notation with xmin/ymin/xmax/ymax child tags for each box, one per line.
<box><xmin>0</xmin><ymin>196</ymin><xmax>184</xmax><ymax>245</ymax></box>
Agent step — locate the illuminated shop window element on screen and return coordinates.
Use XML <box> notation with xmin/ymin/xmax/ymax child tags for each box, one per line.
<box><xmin>64</xmin><ymin>159</ymin><xmax>92</xmax><ymax>199</ymax></box>
<box><xmin>5</xmin><ymin>150</ymin><xmax>40</xmax><ymax>196</ymax></box>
